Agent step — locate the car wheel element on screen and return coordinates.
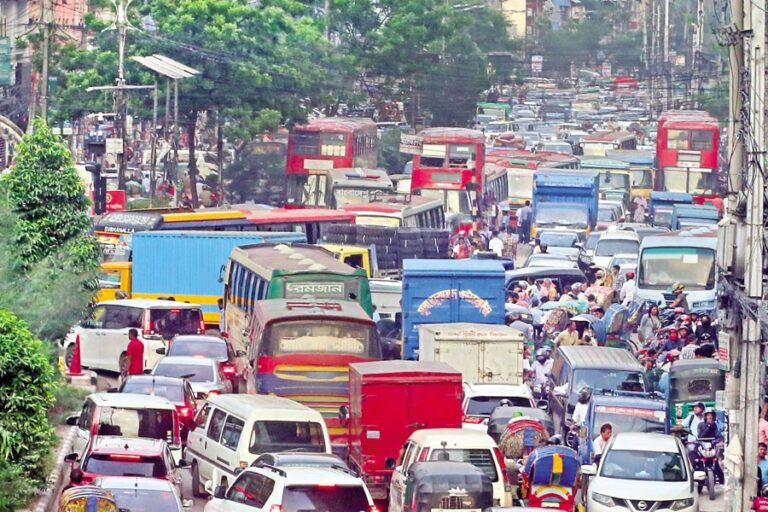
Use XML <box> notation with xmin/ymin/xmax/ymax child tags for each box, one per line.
<box><xmin>65</xmin><ymin>344</ymin><xmax>75</xmax><ymax>369</ymax></box>
<box><xmin>118</xmin><ymin>352</ymin><xmax>128</xmax><ymax>375</ymax></box>
<box><xmin>191</xmin><ymin>461</ymin><xmax>205</xmax><ymax>498</ymax></box>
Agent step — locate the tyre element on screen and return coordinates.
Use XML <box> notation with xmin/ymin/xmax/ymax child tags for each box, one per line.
<box><xmin>192</xmin><ymin>462</ymin><xmax>205</xmax><ymax>498</ymax></box>
<box><xmin>397</xmin><ymin>229</ymin><xmax>422</xmax><ymax>240</ymax></box>
<box><xmin>65</xmin><ymin>344</ymin><xmax>75</xmax><ymax>369</ymax></box>
<box><xmin>326</xmin><ymin>224</ymin><xmax>357</xmax><ymax>236</ymax></box>
<box><xmin>707</xmin><ymin>468</ymin><xmax>715</xmax><ymax>500</ymax></box>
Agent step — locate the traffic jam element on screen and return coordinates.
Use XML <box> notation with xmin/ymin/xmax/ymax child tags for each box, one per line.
<box><xmin>61</xmin><ymin>81</ymin><xmax>726</xmax><ymax>512</ymax></box>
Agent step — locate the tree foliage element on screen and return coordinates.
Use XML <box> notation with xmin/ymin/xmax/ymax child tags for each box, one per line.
<box><xmin>4</xmin><ymin>119</ymin><xmax>97</xmax><ymax>269</ymax></box>
<box><xmin>0</xmin><ymin>310</ymin><xmax>57</xmax><ymax>489</ymax></box>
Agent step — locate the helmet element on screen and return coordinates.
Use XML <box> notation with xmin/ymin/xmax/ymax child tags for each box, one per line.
<box><xmin>536</xmin><ymin>348</ymin><xmax>547</xmax><ymax>357</ymax></box>
<box><xmin>667</xmin><ymin>349</ymin><xmax>680</xmax><ymax>362</ymax></box>
<box><xmin>704</xmin><ymin>409</ymin><xmax>717</xmax><ymax>420</ymax></box>
<box><xmin>626</xmin><ymin>271</ymin><xmax>635</xmax><ymax>279</ymax></box>
<box><xmin>671</xmin><ymin>282</ymin><xmax>685</xmax><ymax>293</ymax></box>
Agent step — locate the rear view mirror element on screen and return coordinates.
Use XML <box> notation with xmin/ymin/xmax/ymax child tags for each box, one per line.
<box><xmin>214</xmin><ymin>485</ymin><xmax>226</xmax><ymax>499</ymax></box>
<box><xmin>156</xmin><ymin>347</ymin><xmax>166</xmax><ymax>355</ymax></box>
<box><xmin>536</xmin><ymin>399</ymin><xmax>549</xmax><ymax>411</ymax></box>
<box><xmin>236</xmin><ymin>350</ymin><xmax>246</xmax><ymax>358</ymax></box>
<box><xmin>66</xmin><ymin>415</ymin><xmax>80</xmax><ymax>426</ymax></box>
<box><xmin>581</xmin><ymin>463</ymin><xmax>596</xmax><ymax>476</ymax></box>
<box><xmin>64</xmin><ymin>453</ymin><xmax>79</xmax><ymax>463</ymax></box>
<box><xmin>338</xmin><ymin>405</ymin><xmax>350</xmax><ymax>424</ymax></box>
<box><xmin>385</xmin><ymin>457</ymin><xmax>396</xmax><ymax>469</ymax></box>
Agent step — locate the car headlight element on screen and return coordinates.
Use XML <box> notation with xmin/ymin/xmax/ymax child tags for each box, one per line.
<box><xmin>670</xmin><ymin>497</ymin><xmax>695</xmax><ymax>510</ymax></box>
<box><xmin>591</xmin><ymin>492</ymin><xmax>616</xmax><ymax>506</ymax></box>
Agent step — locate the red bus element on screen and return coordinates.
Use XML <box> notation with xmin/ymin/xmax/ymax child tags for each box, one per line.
<box><xmin>285</xmin><ymin>118</ymin><xmax>378</xmax><ymax>207</ymax></box>
<box><xmin>655</xmin><ymin>111</ymin><xmax>720</xmax><ymax>201</ymax></box>
<box><xmin>411</xmin><ymin>128</ymin><xmax>485</xmax><ymax>218</ymax></box>
<box><xmin>246</xmin><ymin>299</ymin><xmax>381</xmax><ymax>449</ymax></box>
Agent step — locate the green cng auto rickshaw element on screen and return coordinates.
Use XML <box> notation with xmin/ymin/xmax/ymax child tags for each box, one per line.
<box><xmin>402</xmin><ymin>461</ymin><xmax>494</xmax><ymax>512</ymax></box>
<box><xmin>666</xmin><ymin>358</ymin><xmax>725</xmax><ymax>432</ymax></box>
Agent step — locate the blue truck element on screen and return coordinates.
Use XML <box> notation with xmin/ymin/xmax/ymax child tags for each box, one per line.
<box><xmin>401</xmin><ymin>260</ymin><xmax>506</xmax><ymax>360</ymax></box>
<box><xmin>671</xmin><ymin>204</ymin><xmax>720</xmax><ymax>230</ymax></box>
<box><xmin>648</xmin><ymin>191</ymin><xmax>692</xmax><ymax>228</ymax></box>
<box><xmin>532</xmin><ymin>169</ymin><xmax>599</xmax><ymax>238</ymax></box>
<box><xmin>131</xmin><ymin>230</ymin><xmax>306</xmax><ymax>325</ymax></box>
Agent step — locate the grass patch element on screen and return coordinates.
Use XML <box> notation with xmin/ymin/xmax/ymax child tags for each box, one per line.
<box><xmin>48</xmin><ymin>384</ymin><xmax>88</xmax><ymax>426</ymax></box>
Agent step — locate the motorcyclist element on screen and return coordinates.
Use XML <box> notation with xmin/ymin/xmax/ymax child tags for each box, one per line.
<box><xmin>696</xmin><ymin>410</ymin><xmax>725</xmax><ymax>484</ymax></box>
<box><xmin>530</xmin><ymin>348</ymin><xmax>553</xmax><ymax>389</ymax></box>
<box><xmin>668</xmin><ymin>282</ymin><xmax>690</xmax><ymax>312</ymax></box>
<box><xmin>572</xmin><ymin>386</ymin><xmax>592</xmax><ymax>428</ymax></box>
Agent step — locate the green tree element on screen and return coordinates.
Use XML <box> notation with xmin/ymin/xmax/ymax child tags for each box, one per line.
<box><xmin>4</xmin><ymin>118</ymin><xmax>96</xmax><ymax>268</ymax></box>
<box><xmin>0</xmin><ymin>310</ymin><xmax>57</xmax><ymax>495</ymax></box>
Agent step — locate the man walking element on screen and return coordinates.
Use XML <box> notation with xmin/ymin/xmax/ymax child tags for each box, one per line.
<box><xmin>122</xmin><ymin>328</ymin><xmax>144</xmax><ymax>379</ymax></box>
<box><xmin>517</xmin><ymin>200</ymin><xmax>532</xmax><ymax>243</ymax></box>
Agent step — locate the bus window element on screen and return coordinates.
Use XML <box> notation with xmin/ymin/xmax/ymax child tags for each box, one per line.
<box><xmin>691</xmin><ymin>130</ymin><xmax>713</xmax><ymax>151</ymax></box>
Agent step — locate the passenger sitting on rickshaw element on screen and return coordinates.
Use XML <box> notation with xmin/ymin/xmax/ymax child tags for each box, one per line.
<box><xmin>572</xmin><ymin>387</ymin><xmax>591</xmax><ymax>428</ymax></box>
<box><xmin>662</xmin><ymin>329</ymin><xmax>683</xmax><ymax>352</ymax></box>
<box><xmin>593</xmin><ymin>423</ymin><xmax>613</xmax><ymax>464</ymax></box>
<box><xmin>591</xmin><ymin>306</ymin><xmax>605</xmax><ymax>319</ymax></box>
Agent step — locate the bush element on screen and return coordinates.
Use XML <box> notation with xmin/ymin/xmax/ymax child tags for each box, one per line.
<box><xmin>0</xmin><ymin>309</ymin><xmax>57</xmax><ymax>486</ymax></box>
<box><xmin>0</xmin><ymin>459</ymin><xmax>35</xmax><ymax>511</ymax></box>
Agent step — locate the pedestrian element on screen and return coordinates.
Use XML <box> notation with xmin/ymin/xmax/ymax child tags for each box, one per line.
<box><xmin>638</xmin><ymin>304</ymin><xmax>661</xmax><ymax>343</ymax></box>
<box><xmin>593</xmin><ymin>423</ymin><xmax>613</xmax><ymax>464</ymax></box>
<box><xmin>611</xmin><ymin>265</ymin><xmax>624</xmax><ymax>298</ymax></box>
<box><xmin>218</xmin><ymin>298</ymin><xmax>226</xmax><ymax>334</ymax></box>
<box><xmin>517</xmin><ymin>200</ymin><xmax>533</xmax><ymax>243</ymax></box>
<box><xmin>758</xmin><ymin>443</ymin><xmax>768</xmax><ymax>493</ymax></box>
<box><xmin>555</xmin><ymin>321</ymin><xmax>580</xmax><ymax>347</ymax></box>
<box><xmin>122</xmin><ymin>328</ymin><xmax>144</xmax><ymax>379</ymax></box>
<box><xmin>620</xmin><ymin>271</ymin><xmax>637</xmax><ymax>305</ymax></box>
<box><xmin>453</xmin><ymin>235</ymin><xmax>470</xmax><ymax>259</ymax></box>
<box><xmin>489</xmin><ymin>230</ymin><xmax>503</xmax><ymax>257</ymax></box>
<box><xmin>502</xmin><ymin>227</ymin><xmax>517</xmax><ymax>258</ymax></box>
<box><xmin>760</xmin><ymin>413</ymin><xmax>768</xmax><ymax>444</ymax></box>
<box><xmin>62</xmin><ymin>467</ymin><xmax>84</xmax><ymax>491</ymax></box>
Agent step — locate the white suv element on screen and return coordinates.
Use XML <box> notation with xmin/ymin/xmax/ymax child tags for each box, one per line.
<box><xmin>584</xmin><ymin>432</ymin><xmax>702</xmax><ymax>512</ymax></box>
<box><xmin>62</xmin><ymin>299</ymin><xmax>205</xmax><ymax>373</ymax></box>
<box><xmin>204</xmin><ymin>464</ymin><xmax>374</xmax><ymax>512</ymax></box>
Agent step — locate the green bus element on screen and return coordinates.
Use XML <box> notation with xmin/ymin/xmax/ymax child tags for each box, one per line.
<box><xmin>223</xmin><ymin>243</ymin><xmax>373</xmax><ymax>352</ymax></box>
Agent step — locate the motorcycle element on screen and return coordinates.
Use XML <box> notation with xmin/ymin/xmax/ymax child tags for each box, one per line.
<box><xmin>754</xmin><ymin>484</ymin><xmax>768</xmax><ymax>512</ymax></box>
<box><xmin>691</xmin><ymin>437</ymin><xmax>724</xmax><ymax>500</ymax></box>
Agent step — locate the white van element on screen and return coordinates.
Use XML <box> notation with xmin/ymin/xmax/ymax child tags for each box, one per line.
<box><xmin>388</xmin><ymin>428</ymin><xmax>509</xmax><ymax>510</ymax></box>
<box><xmin>185</xmin><ymin>394</ymin><xmax>331</xmax><ymax>497</ymax></box>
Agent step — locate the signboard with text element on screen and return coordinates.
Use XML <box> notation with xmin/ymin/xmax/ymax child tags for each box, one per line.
<box><xmin>399</xmin><ymin>134</ymin><xmax>423</xmax><ymax>155</ymax></box>
<box><xmin>531</xmin><ymin>55</ymin><xmax>543</xmax><ymax>73</ymax></box>
<box><xmin>105</xmin><ymin>138</ymin><xmax>124</xmax><ymax>155</ymax></box>
<box><xmin>105</xmin><ymin>190</ymin><xmax>127</xmax><ymax>213</ymax></box>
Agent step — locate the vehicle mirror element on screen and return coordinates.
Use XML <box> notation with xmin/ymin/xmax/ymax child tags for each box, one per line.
<box><xmin>581</xmin><ymin>464</ymin><xmax>597</xmax><ymax>476</ymax></box>
<box><xmin>693</xmin><ymin>470</ymin><xmax>706</xmax><ymax>482</ymax></box>
<box><xmin>338</xmin><ymin>405</ymin><xmax>350</xmax><ymax>424</ymax></box>
<box><xmin>204</xmin><ymin>480</ymin><xmax>214</xmax><ymax>495</ymax></box>
<box><xmin>156</xmin><ymin>347</ymin><xmax>166</xmax><ymax>355</ymax></box>
<box><xmin>182</xmin><ymin>499</ymin><xmax>194</xmax><ymax>509</ymax></box>
<box><xmin>65</xmin><ymin>415</ymin><xmax>80</xmax><ymax>426</ymax></box>
<box><xmin>236</xmin><ymin>350</ymin><xmax>246</xmax><ymax>358</ymax></box>
<box><xmin>64</xmin><ymin>453</ymin><xmax>79</xmax><ymax>463</ymax></box>
<box><xmin>106</xmin><ymin>387</ymin><xmax>119</xmax><ymax>393</ymax></box>
<box><xmin>213</xmin><ymin>485</ymin><xmax>227</xmax><ymax>500</ymax></box>
<box><xmin>196</xmin><ymin>392</ymin><xmax>206</xmax><ymax>400</ymax></box>
<box><xmin>536</xmin><ymin>399</ymin><xmax>549</xmax><ymax>411</ymax></box>
<box><xmin>234</xmin><ymin>467</ymin><xmax>243</xmax><ymax>476</ymax></box>
<box><xmin>177</xmin><ymin>459</ymin><xmax>190</xmax><ymax>468</ymax></box>
<box><xmin>385</xmin><ymin>458</ymin><xmax>396</xmax><ymax>469</ymax></box>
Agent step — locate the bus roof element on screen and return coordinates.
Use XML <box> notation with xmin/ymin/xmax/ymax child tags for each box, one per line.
<box><xmin>579</xmin><ymin>157</ymin><xmax>630</xmax><ymax>170</ymax></box>
<box><xmin>328</xmin><ymin>168</ymin><xmax>393</xmax><ymax>189</ymax></box>
<box><xmin>253</xmin><ymin>299</ymin><xmax>374</xmax><ymax>325</ymax></box>
<box><xmin>291</xmin><ymin>117</ymin><xmax>377</xmax><ymax>134</ymax></box>
<box><xmin>583</xmin><ymin>131</ymin><xmax>636</xmax><ymax>142</ymax></box>
<box><xmin>640</xmin><ymin>227</ymin><xmax>718</xmax><ymax>250</ymax></box>
<box><xmin>662</xmin><ymin>119</ymin><xmax>720</xmax><ymax>130</ymax></box>
<box><xmin>230</xmin><ymin>243</ymin><xmax>355</xmax><ymax>274</ymax></box>
<box><xmin>419</xmin><ymin>127</ymin><xmax>485</xmax><ymax>144</ymax></box>
<box><xmin>605</xmin><ymin>149</ymin><xmax>655</xmax><ymax>166</ymax></box>
<box><xmin>339</xmin><ymin>194</ymin><xmax>441</xmax><ymax>214</ymax></box>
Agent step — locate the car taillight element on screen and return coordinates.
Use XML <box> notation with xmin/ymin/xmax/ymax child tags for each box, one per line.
<box><xmin>369</xmin><ymin>506</ymin><xmax>380</xmax><ymax>512</ymax></box>
<box><xmin>143</xmin><ymin>315</ymin><xmax>154</xmax><ymax>336</ymax></box>
<box><xmin>208</xmin><ymin>390</ymin><xmax>221</xmax><ymax>396</ymax></box>
<box><xmin>462</xmin><ymin>416</ymin><xmax>485</xmax><ymax>424</ymax></box>
<box><xmin>493</xmin><ymin>447</ymin><xmax>510</xmax><ymax>491</ymax></box>
<box><xmin>178</xmin><ymin>406</ymin><xmax>193</xmax><ymax>418</ymax></box>
<box><xmin>198</xmin><ymin>318</ymin><xmax>206</xmax><ymax>333</ymax></box>
<box><xmin>220</xmin><ymin>364</ymin><xmax>237</xmax><ymax>377</ymax></box>
<box><xmin>269</xmin><ymin>506</ymin><xmax>282</xmax><ymax>512</ymax></box>
<box><xmin>417</xmin><ymin>448</ymin><xmax>429</xmax><ymax>462</ymax></box>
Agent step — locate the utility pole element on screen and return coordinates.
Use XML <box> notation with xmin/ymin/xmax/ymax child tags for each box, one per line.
<box><xmin>691</xmin><ymin>0</ymin><xmax>704</xmax><ymax>105</ymax></box>
<box><xmin>663</xmin><ymin>0</ymin><xmax>671</xmax><ymax>110</ymax></box>
<box><xmin>114</xmin><ymin>0</ymin><xmax>132</xmax><ymax>190</ymax></box>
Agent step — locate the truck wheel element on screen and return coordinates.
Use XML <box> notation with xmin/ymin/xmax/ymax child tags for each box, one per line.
<box><xmin>192</xmin><ymin>462</ymin><xmax>205</xmax><ymax>498</ymax></box>
<box><xmin>65</xmin><ymin>345</ymin><xmax>75</xmax><ymax>369</ymax></box>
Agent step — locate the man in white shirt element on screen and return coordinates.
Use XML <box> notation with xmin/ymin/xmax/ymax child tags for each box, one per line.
<box><xmin>620</xmin><ymin>271</ymin><xmax>637</xmax><ymax>305</ymax></box>
<box><xmin>593</xmin><ymin>423</ymin><xmax>613</xmax><ymax>462</ymax></box>
<box><xmin>488</xmin><ymin>230</ymin><xmax>504</xmax><ymax>257</ymax></box>
<box><xmin>530</xmin><ymin>349</ymin><xmax>553</xmax><ymax>387</ymax></box>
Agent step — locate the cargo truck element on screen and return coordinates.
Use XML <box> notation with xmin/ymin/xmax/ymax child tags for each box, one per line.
<box><xmin>532</xmin><ymin>169</ymin><xmax>599</xmax><ymax>238</ymax></box>
<box><xmin>126</xmin><ymin>231</ymin><xmax>305</xmax><ymax>325</ymax></box>
<box><xmin>401</xmin><ymin>260</ymin><xmax>506</xmax><ymax>360</ymax></box>
<box><xmin>345</xmin><ymin>361</ymin><xmax>463</xmax><ymax>500</ymax></box>
<box><xmin>418</xmin><ymin>323</ymin><xmax>525</xmax><ymax>385</ymax></box>
<box><xmin>648</xmin><ymin>191</ymin><xmax>693</xmax><ymax>228</ymax></box>
<box><xmin>671</xmin><ymin>204</ymin><xmax>720</xmax><ymax>230</ymax></box>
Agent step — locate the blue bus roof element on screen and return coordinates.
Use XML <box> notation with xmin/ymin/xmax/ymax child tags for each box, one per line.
<box><xmin>578</xmin><ymin>158</ymin><xmax>630</xmax><ymax>170</ymax></box>
<box><xmin>605</xmin><ymin>150</ymin><xmax>655</xmax><ymax>166</ymax></box>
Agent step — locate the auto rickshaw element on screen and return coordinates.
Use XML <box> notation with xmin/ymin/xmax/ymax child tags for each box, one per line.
<box><xmin>570</xmin><ymin>314</ymin><xmax>606</xmax><ymax>346</ymax></box>
<box><xmin>401</xmin><ymin>461</ymin><xmax>493</xmax><ymax>512</ymax></box>
<box><xmin>666</xmin><ymin>358</ymin><xmax>726</xmax><ymax>433</ymax></box>
<box><xmin>488</xmin><ymin>406</ymin><xmax>555</xmax><ymax>443</ymax></box>
<box><xmin>59</xmin><ymin>486</ymin><xmax>119</xmax><ymax>512</ymax></box>
<box><xmin>603</xmin><ymin>304</ymin><xmax>631</xmax><ymax>349</ymax></box>
<box><xmin>520</xmin><ymin>445</ymin><xmax>581</xmax><ymax>511</ymax></box>
<box><xmin>498</xmin><ymin>418</ymin><xmax>549</xmax><ymax>460</ymax></box>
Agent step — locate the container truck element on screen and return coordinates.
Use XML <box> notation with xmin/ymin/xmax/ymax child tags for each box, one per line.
<box><xmin>401</xmin><ymin>260</ymin><xmax>506</xmax><ymax>360</ymax></box>
<box><xmin>671</xmin><ymin>204</ymin><xmax>720</xmax><ymax>230</ymax></box>
<box><xmin>129</xmin><ymin>231</ymin><xmax>305</xmax><ymax>325</ymax></box>
<box><xmin>532</xmin><ymin>169</ymin><xmax>599</xmax><ymax>238</ymax></box>
<box><xmin>418</xmin><ymin>323</ymin><xmax>525</xmax><ymax>384</ymax></box>
<box><xmin>345</xmin><ymin>361</ymin><xmax>463</xmax><ymax>500</ymax></box>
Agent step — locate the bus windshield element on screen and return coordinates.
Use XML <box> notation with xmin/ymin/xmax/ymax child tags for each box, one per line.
<box><xmin>639</xmin><ymin>247</ymin><xmax>715</xmax><ymax>290</ymax></box>
<box><xmin>598</xmin><ymin>172</ymin><xmax>630</xmax><ymax>192</ymax></box>
<box><xmin>507</xmin><ymin>172</ymin><xmax>533</xmax><ymax>200</ymax></box>
<box><xmin>292</xmin><ymin>131</ymin><xmax>347</xmax><ymax>157</ymax></box>
<box><xmin>631</xmin><ymin>169</ymin><xmax>653</xmax><ymax>188</ymax></box>
<box><xmin>266</xmin><ymin>320</ymin><xmax>380</xmax><ymax>358</ymax></box>
<box><xmin>663</xmin><ymin>168</ymin><xmax>715</xmax><ymax>196</ymax></box>
<box><xmin>332</xmin><ymin>187</ymin><xmax>388</xmax><ymax>207</ymax></box>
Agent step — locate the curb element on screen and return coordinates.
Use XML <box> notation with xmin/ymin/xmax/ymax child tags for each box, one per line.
<box><xmin>33</xmin><ymin>426</ymin><xmax>76</xmax><ymax>512</ymax></box>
